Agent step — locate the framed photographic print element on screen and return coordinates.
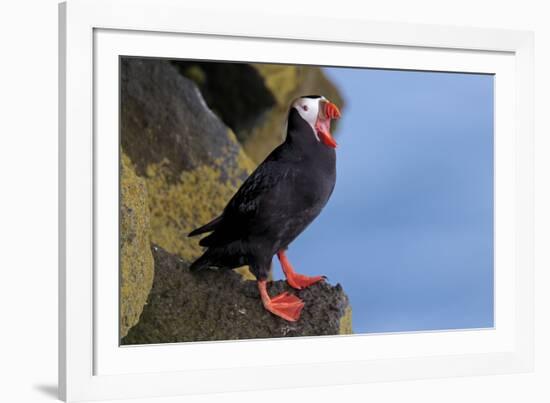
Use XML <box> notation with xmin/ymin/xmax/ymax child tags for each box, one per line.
<box><xmin>59</xmin><ymin>0</ymin><xmax>534</xmax><ymax>401</ymax></box>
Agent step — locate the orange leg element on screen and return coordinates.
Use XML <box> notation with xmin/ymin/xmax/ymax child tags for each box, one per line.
<box><xmin>277</xmin><ymin>250</ymin><xmax>326</xmax><ymax>290</ymax></box>
<box><xmin>258</xmin><ymin>280</ymin><xmax>304</xmax><ymax>322</ymax></box>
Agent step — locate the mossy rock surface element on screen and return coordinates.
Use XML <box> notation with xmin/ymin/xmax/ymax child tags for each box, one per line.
<box><xmin>120</xmin><ymin>153</ymin><xmax>155</xmax><ymax>337</ymax></box>
<box><xmin>121</xmin><ymin>58</ymin><xmax>256</xmax><ymax>179</ymax></box>
<box><xmin>339</xmin><ymin>306</ymin><xmax>353</xmax><ymax>334</ymax></box>
<box><xmin>120</xmin><ymin>58</ymin><xmax>256</xmax><ymax>272</ymax></box>
<box><xmin>122</xmin><ymin>246</ymin><xmax>352</xmax><ymax>344</ymax></box>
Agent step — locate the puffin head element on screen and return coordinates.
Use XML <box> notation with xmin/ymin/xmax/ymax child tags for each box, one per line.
<box><xmin>291</xmin><ymin>95</ymin><xmax>341</xmax><ymax>148</ymax></box>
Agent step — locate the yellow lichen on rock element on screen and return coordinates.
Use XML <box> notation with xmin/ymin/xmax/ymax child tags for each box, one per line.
<box><xmin>120</xmin><ymin>153</ymin><xmax>155</xmax><ymax>337</ymax></box>
<box><xmin>144</xmin><ymin>129</ymin><xmax>257</xmax><ymax>278</ymax></box>
<box><xmin>339</xmin><ymin>306</ymin><xmax>353</xmax><ymax>334</ymax></box>
<box><xmin>242</xmin><ymin>65</ymin><xmax>298</xmax><ymax>162</ymax></box>
<box><xmin>145</xmin><ymin>163</ymin><xmax>234</xmax><ymax>262</ymax></box>
<box><xmin>254</xmin><ymin>65</ymin><xmax>300</xmax><ymax>105</ymax></box>
<box><xmin>234</xmin><ymin>266</ymin><xmax>257</xmax><ymax>281</ymax></box>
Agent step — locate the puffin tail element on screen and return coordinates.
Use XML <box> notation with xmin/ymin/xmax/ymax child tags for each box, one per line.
<box><xmin>188</xmin><ymin>215</ymin><xmax>223</xmax><ymax>237</ymax></box>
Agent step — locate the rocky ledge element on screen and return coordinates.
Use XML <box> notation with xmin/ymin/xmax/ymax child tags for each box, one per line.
<box><xmin>122</xmin><ymin>246</ymin><xmax>352</xmax><ymax>344</ymax></box>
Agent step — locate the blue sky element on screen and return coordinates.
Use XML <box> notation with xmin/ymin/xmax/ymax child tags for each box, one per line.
<box><xmin>276</xmin><ymin>67</ymin><xmax>494</xmax><ymax>334</ymax></box>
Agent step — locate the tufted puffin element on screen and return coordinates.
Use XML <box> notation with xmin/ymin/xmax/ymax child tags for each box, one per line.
<box><xmin>189</xmin><ymin>95</ymin><xmax>341</xmax><ymax>321</ymax></box>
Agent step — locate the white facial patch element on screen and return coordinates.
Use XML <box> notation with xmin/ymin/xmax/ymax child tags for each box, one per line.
<box><xmin>293</xmin><ymin>97</ymin><xmax>325</xmax><ymax>141</ymax></box>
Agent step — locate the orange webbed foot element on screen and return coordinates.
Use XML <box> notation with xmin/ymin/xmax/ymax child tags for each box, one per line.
<box><xmin>258</xmin><ymin>281</ymin><xmax>304</xmax><ymax>322</ymax></box>
<box><xmin>277</xmin><ymin>250</ymin><xmax>326</xmax><ymax>290</ymax></box>
<box><xmin>265</xmin><ymin>291</ymin><xmax>304</xmax><ymax>321</ymax></box>
<box><xmin>286</xmin><ymin>273</ymin><xmax>326</xmax><ymax>290</ymax></box>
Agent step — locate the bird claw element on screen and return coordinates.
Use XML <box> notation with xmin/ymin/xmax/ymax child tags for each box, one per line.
<box><xmin>277</xmin><ymin>250</ymin><xmax>326</xmax><ymax>290</ymax></box>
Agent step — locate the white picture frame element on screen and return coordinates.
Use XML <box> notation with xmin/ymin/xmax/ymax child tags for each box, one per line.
<box><xmin>59</xmin><ymin>0</ymin><xmax>534</xmax><ymax>401</ymax></box>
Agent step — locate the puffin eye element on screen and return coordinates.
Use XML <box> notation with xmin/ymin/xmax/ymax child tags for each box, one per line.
<box><xmin>302</xmin><ymin>105</ymin><xmax>309</xmax><ymax>111</ymax></box>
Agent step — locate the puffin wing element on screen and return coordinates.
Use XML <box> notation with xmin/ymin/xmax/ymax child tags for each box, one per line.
<box><xmin>198</xmin><ymin>158</ymin><xmax>293</xmax><ymax>247</ymax></box>
<box><xmin>188</xmin><ymin>214</ymin><xmax>223</xmax><ymax>237</ymax></box>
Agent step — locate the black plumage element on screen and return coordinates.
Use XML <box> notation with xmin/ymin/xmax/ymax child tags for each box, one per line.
<box><xmin>189</xmin><ymin>104</ymin><xmax>336</xmax><ymax>281</ymax></box>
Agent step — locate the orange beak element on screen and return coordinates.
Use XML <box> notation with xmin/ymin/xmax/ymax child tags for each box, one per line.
<box><xmin>324</xmin><ymin>101</ymin><xmax>342</xmax><ymax>120</ymax></box>
<box><xmin>315</xmin><ymin>100</ymin><xmax>341</xmax><ymax>148</ymax></box>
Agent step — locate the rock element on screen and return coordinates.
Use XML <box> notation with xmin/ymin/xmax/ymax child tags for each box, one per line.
<box><xmin>170</xmin><ymin>61</ymin><xmax>344</xmax><ymax>163</ymax></box>
<box><xmin>172</xmin><ymin>61</ymin><xmax>277</xmax><ymax>141</ymax></box>
<box><xmin>122</xmin><ymin>246</ymin><xmax>352</xmax><ymax>344</ymax></box>
<box><xmin>120</xmin><ymin>153</ymin><xmax>155</xmax><ymax>337</ymax></box>
<box><xmin>120</xmin><ymin>58</ymin><xmax>256</xmax><ymax>274</ymax></box>
<box><xmin>121</xmin><ymin>58</ymin><xmax>254</xmax><ymax>179</ymax></box>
